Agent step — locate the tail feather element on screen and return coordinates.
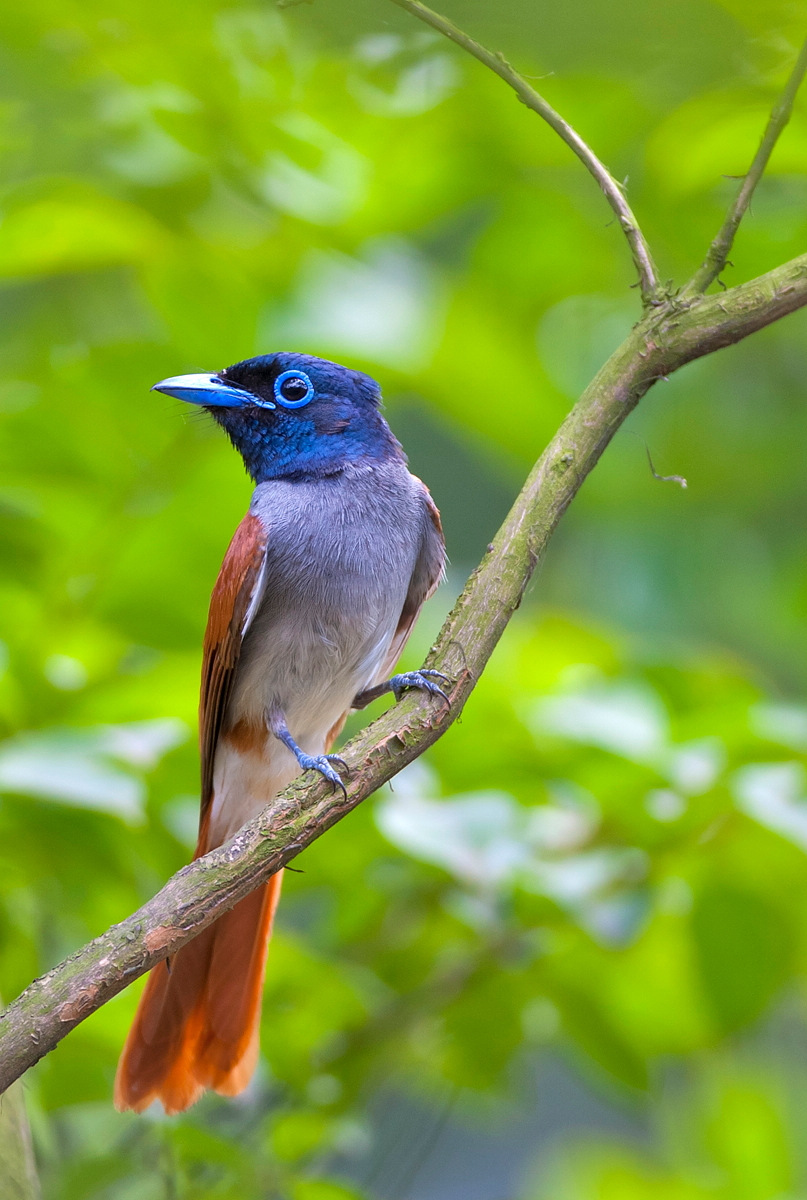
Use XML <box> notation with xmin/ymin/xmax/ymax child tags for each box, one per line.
<box><xmin>114</xmin><ymin>870</ymin><xmax>282</xmax><ymax>1114</ymax></box>
<box><xmin>116</xmin><ymin>715</ymin><xmax>346</xmax><ymax>1114</ymax></box>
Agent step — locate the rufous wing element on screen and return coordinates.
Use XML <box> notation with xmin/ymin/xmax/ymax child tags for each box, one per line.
<box><xmin>197</xmin><ymin>511</ymin><xmax>269</xmax><ymax>844</ymax></box>
<box><xmin>115</xmin><ymin>510</ymin><xmax>276</xmax><ymax>1114</ymax></box>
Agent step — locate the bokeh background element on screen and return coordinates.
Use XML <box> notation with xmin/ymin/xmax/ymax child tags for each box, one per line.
<box><xmin>3</xmin><ymin>1</ymin><xmax>807</xmax><ymax>1197</ymax></box>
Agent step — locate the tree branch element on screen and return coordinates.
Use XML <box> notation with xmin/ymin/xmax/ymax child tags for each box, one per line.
<box><xmin>386</xmin><ymin>0</ymin><xmax>661</xmax><ymax>308</ymax></box>
<box><xmin>0</xmin><ymin>252</ymin><xmax>806</xmax><ymax>1095</ymax></box>
<box><xmin>683</xmin><ymin>36</ymin><xmax>807</xmax><ymax>296</ymax></box>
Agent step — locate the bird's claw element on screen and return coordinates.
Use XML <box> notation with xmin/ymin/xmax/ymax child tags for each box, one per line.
<box><xmin>299</xmin><ymin>752</ymin><xmax>349</xmax><ymax>797</ymax></box>
<box><xmin>390</xmin><ymin>669</ymin><xmax>451</xmax><ymax>709</ymax></box>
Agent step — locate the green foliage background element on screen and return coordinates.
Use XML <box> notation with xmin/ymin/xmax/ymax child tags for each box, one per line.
<box><xmin>2</xmin><ymin>1</ymin><xmax>807</xmax><ymax>1196</ymax></box>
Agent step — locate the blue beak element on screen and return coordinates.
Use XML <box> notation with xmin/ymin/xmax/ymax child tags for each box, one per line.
<box><xmin>151</xmin><ymin>373</ymin><xmax>275</xmax><ymax>409</ymax></box>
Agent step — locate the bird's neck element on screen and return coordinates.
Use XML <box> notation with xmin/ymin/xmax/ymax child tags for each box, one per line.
<box><xmin>215</xmin><ymin>410</ymin><xmax>404</xmax><ymax>484</ymax></box>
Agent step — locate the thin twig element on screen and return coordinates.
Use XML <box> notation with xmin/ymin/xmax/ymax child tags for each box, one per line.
<box><xmin>646</xmin><ymin>445</ymin><xmax>687</xmax><ymax>489</ymax></box>
<box><xmin>1</xmin><ymin>252</ymin><xmax>807</xmax><ymax>1094</ymax></box>
<box><xmin>386</xmin><ymin>0</ymin><xmax>661</xmax><ymax>308</ymax></box>
<box><xmin>684</xmin><ymin>36</ymin><xmax>807</xmax><ymax>295</ymax></box>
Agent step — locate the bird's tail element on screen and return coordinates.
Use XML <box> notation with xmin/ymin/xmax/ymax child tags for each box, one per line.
<box><xmin>114</xmin><ymin>866</ymin><xmax>283</xmax><ymax>1114</ymax></box>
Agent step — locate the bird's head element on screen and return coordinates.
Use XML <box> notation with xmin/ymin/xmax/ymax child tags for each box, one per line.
<box><xmin>153</xmin><ymin>352</ymin><xmax>402</xmax><ymax>483</ymax></box>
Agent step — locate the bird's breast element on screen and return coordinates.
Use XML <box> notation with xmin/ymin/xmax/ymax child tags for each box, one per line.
<box><xmin>226</xmin><ymin>462</ymin><xmax>425</xmax><ymax>740</ymax></box>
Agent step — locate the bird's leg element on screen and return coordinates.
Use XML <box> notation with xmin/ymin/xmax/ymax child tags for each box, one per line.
<box><xmin>266</xmin><ymin>705</ymin><xmax>348</xmax><ymax>797</ymax></box>
<box><xmin>351</xmin><ymin>669</ymin><xmax>450</xmax><ymax>711</ymax></box>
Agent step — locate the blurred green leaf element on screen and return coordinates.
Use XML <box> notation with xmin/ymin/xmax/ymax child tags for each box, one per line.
<box><xmin>692</xmin><ymin>885</ymin><xmax>792</xmax><ymax>1031</ymax></box>
<box><xmin>0</xmin><ymin>189</ymin><xmax>166</xmax><ymax>279</ymax></box>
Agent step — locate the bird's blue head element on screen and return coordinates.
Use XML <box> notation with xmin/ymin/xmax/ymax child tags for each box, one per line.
<box><xmin>153</xmin><ymin>352</ymin><xmax>403</xmax><ymax>483</ymax></box>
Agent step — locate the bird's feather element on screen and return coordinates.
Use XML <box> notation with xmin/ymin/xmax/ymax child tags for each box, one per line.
<box><xmin>375</xmin><ymin>484</ymin><xmax>445</xmax><ymax>684</ymax></box>
<box><xmin>114</xmin><ymin>870</ymin><xmax>282</xmax><ymax>1113</ymax></box>
<box><xmin>199</xmin><ymin>512</ymin><xmax>269</xmax><ymax>827</ymax></box>
<box><xmin>115</xmin><ymin>513</ymin><xmax>275</xmax><ymax>1114</ymax></box>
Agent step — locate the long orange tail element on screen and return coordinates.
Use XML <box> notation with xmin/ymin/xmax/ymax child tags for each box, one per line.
<box><xmin>114</xmin><ymin>869</ymin><xmax>283</xmax><ymax>1114</ymax></box>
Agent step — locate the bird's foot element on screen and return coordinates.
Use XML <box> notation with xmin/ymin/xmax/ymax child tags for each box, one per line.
<box><xmin>267</xmin><ymin>706</ymin><xmax>350</xmax><ymax>797</ymax></box>
<box><xmin>390</xmin><ymin>669</ymin><xmax>450</xmax><ymax>708</ymax></box>
<box><xmin>297</xmin><ymin>752</ymin><xmax>349</xmax><ymax>797</ymax></box>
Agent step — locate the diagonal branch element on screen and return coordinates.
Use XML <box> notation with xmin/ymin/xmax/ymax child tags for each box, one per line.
<box><xmin>1</xmin><ymin>252</ymin><xmax>806</xmax><ymax>1094</ymax></box>
<box><xmin>386</xmin><ymin>0</ymin><xmax>661</xmax><ymax>307</ymax></box>
<box><xmin>684</xmin><ymin>36</ymin><xmax>807</xmax><ymax>296</ymax></box>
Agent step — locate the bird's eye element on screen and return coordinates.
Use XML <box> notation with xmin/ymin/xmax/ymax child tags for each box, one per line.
<box><xmin>274</xmin><ymin>369</ymin><xmax>314</xmax><ymax>409</ymax></box>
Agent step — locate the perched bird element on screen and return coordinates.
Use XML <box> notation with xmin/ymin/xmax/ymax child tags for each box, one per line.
<box><xmin>114</xmin><ymin>352</ymin><xmax>446</xmax><ymax>1114</ymax></box>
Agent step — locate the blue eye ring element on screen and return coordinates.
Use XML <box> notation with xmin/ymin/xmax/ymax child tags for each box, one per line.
<box><xmin>274</xmin><ymin>369</ymin><xmax>315</xmax><ymax>409</ymax></box>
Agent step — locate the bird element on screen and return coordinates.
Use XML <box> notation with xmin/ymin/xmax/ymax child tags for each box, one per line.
<box><xmin>114</xmin><ymin>352</ymin><xmax>446</xmax><ymax>1114</ymax></box>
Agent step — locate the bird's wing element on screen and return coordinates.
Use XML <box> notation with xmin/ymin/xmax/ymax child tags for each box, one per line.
<box><xmin>199</xmin><ymin>511</ymin><xmax>269</xmax><ymax>833</ymax></box>
<box><xmin>377</xmin><ymin>483</ymin><xmax>446</xmax><ymax>683</ymax></box>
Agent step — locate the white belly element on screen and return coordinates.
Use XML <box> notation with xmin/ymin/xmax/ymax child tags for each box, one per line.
<box><xmin>208</xmin><ymin>612</ymin><xmax>394</xmax><ymax>843</ymax></box>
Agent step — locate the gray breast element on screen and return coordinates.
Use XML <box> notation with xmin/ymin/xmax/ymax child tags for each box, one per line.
<box><xmin>229</xmin><ymin>460</ymin><xmax>427</xmax><ymax>735</ymax></box>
